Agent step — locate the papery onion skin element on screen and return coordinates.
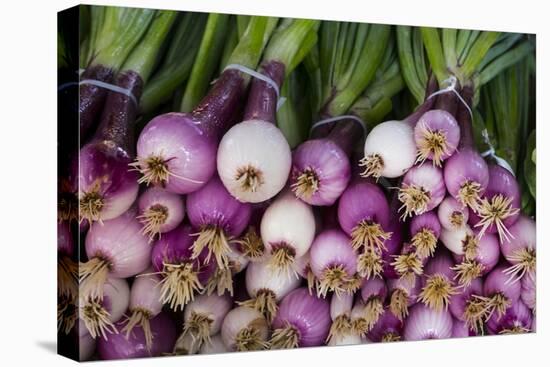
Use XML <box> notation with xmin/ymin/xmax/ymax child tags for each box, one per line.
<box><xmin>487</xmin><ymin>300</ymin><xmax>532</xmax><ymax>335</ymax></box>
<box><xmin>217</xmin><ymin>119</ymin><xmax>292</xmax><ymax>203</ymax></box>
<box><xmin>85</xmin><ymin>210</ymin><xmax>151</xmax><ymax>278</ymax></box>
<box><xmin>272</xmin><ymin>288</ymin><xmax>331</xmax><ymax>347</ymax></box>
<box><xmin>290</xmin><ymin>139</ymin><xmax>351</xmax><ymax>206</ymax></box>
<box><xmin>403</xmin><ymin>303</ymin><xmax>453</xmax><ymax>340</ymax></box>
<box><xmin>137</xmin><ymin>187</ymin><xmax>185</xmax><ymax>236</ymax></box>
<box><xmin>97</xmin><ymin>313</ymin><xmax>177</xmax><ymax>360</ymax></box>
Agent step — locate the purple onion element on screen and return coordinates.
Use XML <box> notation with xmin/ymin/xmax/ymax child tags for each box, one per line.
<box><xmin>391</xmin><ymin>243</ymin><xmax>426</xmax><ymax>286</ymax></box>
<box><xmin>469</xmin><ymin>165</ymin><xmax>521</xmax><ymax>242</ymax></box>
<box><xmin>500</xmin><ymin>215</ymin><xmax>536</xmax><ymax>282</ymax></box>
<box><xmin>409</xmin><ymin>211</ymin><xmax>441</xmax><ymax>259</ymax></box>
<box><xmin>137</xmin><ymin>187</ymin><xmax>185</xmax><ymax>240</ymax></box>
<box><xmin>388</xmin><ymin>275</ymin><xmax>421</xmax><ymax>320</ymax></box>
<box><xmin>444</xmin><ymin>147</ymin><xmax>489</xmax><ymax>210</ymax></box>
<box><xmin>398</xmin><ymin>163</ymin><xmax>445</xmax><ymax>220</ymax></box>
<box><xmin>135</xmin><ymin>69</ymin><xmax>246</xmax><ymax>194</ymax></box>
<box><xmin>381</xmin><ymin>218</ymin><xmax>405</xmax><ymax>279</ymax></box>
<box><xmin>414</xmin><ymin>109</ymin><xmax>460</xmax><ymax>166</ymax></box>
<box><xmin>97</xmin><ymin>312</ymin><xmax>177</xmax><ymax>360</ymax></box>
<box><xmin>310</xmin><ymin>229</ymin><xmax>358</xmax><ymax>297</ymax></box>
<box><xmin>521</xmin><ymin>271</ymin><xmax>536</xmax><ymax>310</ymax></box>
<box><xmin>452</xmin><ymin>230</ymin><xmax>500</xmax><ymax>287</ymax></box>
<box><xmin>151</xmin><ymin>225</ymin><xmax>215</xmax><ymax>310</ymax></box>
<box><xmin>271</xmin><ymin>288</ymin><xmax>331</xmax><ymax>349</ymax></box>
<box><xmin>121</xmin><ymin>270</ymin><xmax>163</xmax><ymax>350</ymax></box>
<box><xmin>419</xmin><ymin>250</ymin><xmax>457</xmax><ymax>310</ymax></box>
<box><xmin>290</xmin><ymin>139</ymin><xmax>351</xmax><ymax>206</ymax></box>
<box><xmin>79</xmin><ymin>331</ymin><xmax>96</xmax><ymax>361</ymax></box>
<box><xmin>482</xmin><ymin>265</ymin><xmax>522</xmax><ymax>321</ymax></box>
<box><xmin>487</xmin><ymin>300</ymin><xmax>532</xmax><ymax>335</ymax></box>
<box><xmin>448</xmin><ymin>278</ymin><xmax>484</xmax><ymax>334</ymax></box>
<box><xmin>358</xmin><ymin>278</ymin><xmax>388</xmax><ymax>331</ymax></box>
<box><xmin>451</xmin><ymin>318</ymin><xmax>477</xmax><ymax>338</ymax></box>
<box><xmin>234</xmin><ymin>203</ymin><xmax>268</xmax><ymax>262</ymax></box>
<box><xmin>438</xmin><ymin>196</ymin><xmax>469</xmax><ymax>230</ymax></box>
<box><xmin>80</xmin><ymin>277</ymin><xmax>129</xmax><ymax>340</ymax></box>
<box><xmin>367</xmin><ymin>308</ymin><xmax>403</xmax><ymax>342</ymax></box>
<box><xmin>186</xmin><ymin>175</ymin><xmax>251</xmax><ymax>269</ymax></box>
<box><xmin>81</xmin><ymin>210</ymin><xmax>150</xmax><ymax>301</ymax></box>
<box><xmin>403</xmin><ymin>303</ymin><xmax>453</xmax><ymax>340</ymax></box>
<box><xmin>58</xmin><ymin>222</ymin><xmax>77</xmax><ymax>300</ymax></box>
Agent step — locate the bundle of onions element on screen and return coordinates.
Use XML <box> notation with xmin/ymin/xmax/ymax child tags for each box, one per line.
<box><xmin>487</xmin><ymin>300</ymin><xmax>532</xmax><ymax>335</ymax></box>
<box><xmin>500</xmin><ymin>215</ymin><xmax>536</xmax><ymax>282</ymax></box>
<box><xmin>137</xmin><ymin>187</ymin><xmax>185</xmax><ymax>240</ymax></box>
<box><xmin>80</xmin><ymin>277</ymin><xmax>129</xmax><ymax>340</ymax></box>
<box><xmin>270</xmin><ymin>288</ymin><xmax>331</xmax><ymax>349</ymax></box>
<box><xmin>470</xmin><ymin>165</ymin><xmax>521</xmax><ymax>242</ymax></box>
<box><xmin>409</xmin><ymin>211</ymin><xmax>441</xmax><ymax>259</ymax></box>
<box><xmin>388</xmin><ymin>275</ymin><xmax>421</xmax><ymax>321</ymax></box>
<box><xmin>309</xmin><ymin>229</ymin><xmax>359</xmax><ymax>297</ymax></box>
<box><xmin>418</xmin><ymin>250</ymin><xmax>457</xmax><ymax>310</ymax></box>
<box><xmin>398</xmin><ymin>163</ymin><xmax>445</xmax><ymax>220</ymax></box>
<box><xmin>79</xmin><ymin>11</ymin><xmax>176</xmax><ymax>223</ymax></box>
<box><xmin>121</xmin><ymin>270</ymin><xmax>163</xmax><ymax>349</ymax></box>
<box><xmin>186</xmin><ymin>175</ymin><xmax>251</xmax><ymax>269</ymax></box>
<box><xmin>326</xmin><ymin>293</ymin><xmax>354</xmax><ymax>344</ymax></box>
<box><xmin>403</xmin><ymin>303</ymin><xmax>453</xmax><ymax>341</ymax></box>
<box><xmin>133</xmin><ymin>17</ymin><xmax>273</xmax><ymax>194</ymax></box>
<box><xmin>448</xmin><ymin>278</ymin><xmax>484</xmax><ymax>334</ymax></box>
<box><xmin>476</xmin><ymin>265</ymin><xmax>521</xmax><ymax>322</ymax></box>
<box><xmin>414</xmin><ymin>109</ymin><xmax>460</xmax><ymax>166</ymax></box>
<box><xmin>260</xmin><ymin>191</ymin><xmax>316</xmax><ymax>276</ymax></box>
<box><xmin>240</xmin><ymin>260</ymin><xmax>300</xmax><ymax>322</ymax></box>
<box><xmin>176</xmin><ymin>294</ymin><xmax>232</xmax><ymax>353</ymax></box>
<box><xmin>337</xmin><ymin>179</ymin><xmax>391</xmax><ymax>278</ymax></box>
<box><xmin>80</xmin><ymin>210</ymin><xmax>150</xmax><ymax>300</ymax></box>
<box><xmin>151</xmin><ymin>225</ymin><xmax>215</xmax><ymax>310</ymax></box>
<box><xmin>438</xmin><ymin>196</ymin><xmax>469</xmax><ymax>230</ymax></box>
<box><xmin>451</xmin><ymin>230</ymin><xmax>499</xmax><ymax>287</ymax></box>
<box><xmin>221</xmin><ymin>306</ymin><xmax>270</xmax><ymax>351</ymax></box>
<box><xmin>217</xmin><ymin>20</ymin><xmax>318</xmax><ymax>203</ymax></box>
<box><xmin>367</xmin><ymin>308</ymin><xmax>403</xmax><ymax>342</ymax></box>
<box><xmin>97</xmin><ymin>313</ymin><xmax>177</xmax><ymax>360</ymax></box>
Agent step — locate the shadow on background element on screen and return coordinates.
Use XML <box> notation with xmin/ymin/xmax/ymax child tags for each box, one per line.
<box><xmin>36</xmin><ymin>340</ymin><xmax>57</xmax><ymax>354</ymax></box>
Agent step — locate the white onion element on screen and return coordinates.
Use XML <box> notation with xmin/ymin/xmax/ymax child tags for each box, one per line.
<box><xmin>221</xmin><ymin>306</ymin><xmax>269</xmax><ymax>351</ymax></box>
<box><xmin>217</xmin><ymin>120</ymin><xmax>292</xmax><ymax>203</ymax></box>
<box><xmin>261</xmin><ymin>191</ymin><xmax>316</xmax><ymax>273</ymax></box>
<box><xmin>129</xmin><ymin>270</ymin><xmax>163</xmax><ymax>316</ymax></box>
<box><xmin>327</xmin><ymin>332</ymin><xmax>362</xmax><ymax>346</ymax></box>
<box><xmin>438</xmin><ymin>196</ymin><xmax>469</xmax><ymax>230</ymax></box>
<box><xmin>362</xmin><ymin>120</ymin><xmax>416</xmax><ymax>178</ymax></box>
<box><xmin>331</xmin><ymin>293</ymin><xmax>354</xmax><ymax>320</ymax></box>
<box><xmin>184</xmin><ymin>294</ymin><xmax>233</xmax><ymax>337</ymax></box>
<box><xmin>246</xmin><ymin>261</ymin><xmax>301</xmax><ymax>301</ymax></box>
<box><xmin>440</xmin><ymin>225</ymin><xmax>474</xmax><ymax>255</ymax></box>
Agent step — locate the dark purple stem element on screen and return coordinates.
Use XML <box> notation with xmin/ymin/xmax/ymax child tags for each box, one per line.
<box><xmin>404</xmin><ymin>76</ymin><xmax>439</xmax><ymax>126</ymax></box>
<box><xmin>80</xmin><ymin>64</ymin><xmax>115</xmax><ymax>143</ymax></box>
<box><xmin>191</xmin><ymin>69</ymin><xmax>247</xmax><ymax>140</ymax></box>
<box><xmin>457</xmin><ymin>86</ymin><xmax>474</xmax><ymax>149</ymax></box>
<box><xmin>327</xmin><ymin>118</ymin><xmax>363</xmax><ymax>157</ymax></box>
<box><xmin>93</xmin><ymin>70</ymin><xmax>143</xmax><ymax>155</ymax></box>
<box><xmin>435</xmin><ymin>90</ymin><xmax>458</xmax><ymax>116</ymax></box>
<box><xmin>242</xmin><ymin>61</ymin><xmax>285</xmax><ymax>124</ymax></box>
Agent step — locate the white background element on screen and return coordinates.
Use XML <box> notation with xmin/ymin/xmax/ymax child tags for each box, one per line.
<box><xmin>0</xmin><ymin>0</ymin><xmax>546</xmax><ymax>366</ymax></box>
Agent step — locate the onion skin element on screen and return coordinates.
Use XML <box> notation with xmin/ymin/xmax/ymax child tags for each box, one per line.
<box><xmin>85</xmin><ymin>210</ymin><xmax>151</xmax><ymax>278</ymax></box>
<box><xmin>487</xmin><ymin>300</ymin><xmax>532</xmax><ymax>335</ymax></box>
<box><xmin>290</xmin><ymin>139</ymin><xmax>351</xmax><ymax>206</ymax></box>
<box><xmin>272</xmin><ymin>288</ymin><xmax>331</xmax><ymax>347</ymax></box>
<box><xmin>97</xmin><ymin>313</ymin><xmax>177</xmax><ymax>360</ymax></box>
<box><xmin>403</xmin><ymin>303</ymin><xmax>453</xmax><ymax>340</ymax></box>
